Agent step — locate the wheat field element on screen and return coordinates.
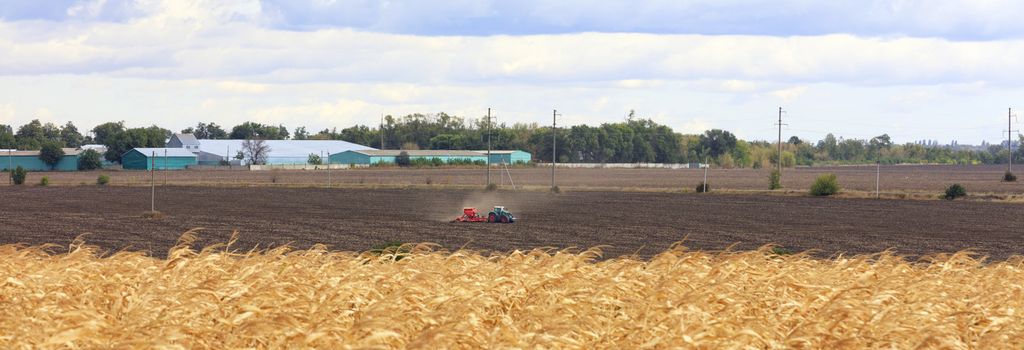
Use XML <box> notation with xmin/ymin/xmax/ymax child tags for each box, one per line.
<box><xmin>2</xmin><ymin>232</ymin><xmax>1023</xmax><ymax>349</ymax></box>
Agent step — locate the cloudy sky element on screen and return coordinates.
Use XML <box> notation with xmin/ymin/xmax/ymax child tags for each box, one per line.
<box><xmin>1</xmin><ymin>0</ymin><xmax>1022</xmax><ymax>144</ymax></box>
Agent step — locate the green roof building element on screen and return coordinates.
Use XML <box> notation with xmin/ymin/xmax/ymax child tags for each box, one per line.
<box><xmin>122</xmin><ymin>148</ymin><xmax>198</xmax><ymax>170</ymax></box>
<box><xmin>1</xmin><ymin>148</ymin><xmax>83</xmax><ymax>171</ymax></box>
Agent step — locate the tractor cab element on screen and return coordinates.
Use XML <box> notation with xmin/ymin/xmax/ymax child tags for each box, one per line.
<box><xmin>487</xmin><ymin>206</ymin><xmax>515</xmax><ymax>223</ymax></box>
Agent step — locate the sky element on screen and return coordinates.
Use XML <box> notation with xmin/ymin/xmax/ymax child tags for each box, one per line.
<box><xmin>1</xmin><ymin>0</ymin><xmax>1022</xmax><ymax>144</ymax></box>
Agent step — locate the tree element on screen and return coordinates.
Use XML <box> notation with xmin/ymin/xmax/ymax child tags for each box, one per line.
<box><xmin>77</xmin><ymin>149</ymin><xmax>103</xmax><ymax>170</ymax></box>
<box><xmin>15</xmin><ymin>119</ymin><xmax>47</xmax><ymax>150</ymax></box>
<box><xmin>698</xmin><ymin>129</ymin><xmax>737</xmax><ymax>159</ymax></box>
<box><xmin>185</xmin><ymin>122</ymin><xmax>228</xmax><ymax>139</ymax></box>
<box><xmin>230</xmin><ymin>122</ymin><xmax>289</xmax><ymax>140</ymax></box>
<box><xmin>91</xmin><ymin>121</ymin><xmax>125</xmax><ymax>145</ymax></box>
<box><xmin>60</xmin><ymin>122</ymin><xmax>85</xmax><ymax>148</ymax></box>
<box><xmin>294</xmin><ymin>126</ymin><xmax>310</xmax><ymax>140</ymax></box>
<box><xmin>38</xmin><ymin>142</ymin><xmax>64</xmax><ymax>170</ymax></box>
<box><xmin>0</xmin><ymin>124</ymin><xmax>14</xmax><ymax>149</ymax></box>
<box><xmin>99</xmin><ymin>124</ymin><xmax>169</xmax><ymax>163</ymax></box>
<box><xmin>787</xmin><ymin>136</ymin><xmax>803</xmax><ymax>145</ymax></box>
<box><xmin>241</xmin><ymin>138</ymin><xmax>270</xmax><ymax>165</ymax></box>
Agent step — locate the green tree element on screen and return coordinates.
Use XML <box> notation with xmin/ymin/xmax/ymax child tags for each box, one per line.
<box><xmin>60</xmin><ymin>121</ymin><xmax>85</xmax><ymax>148</ymax></box>
<box><xmin>77</xmin><ymin>149</ymin><xmax>103</xmax><ymax>170</ymax></box>
<box><xmin>293</xmin><ymin>126</ymin><xmax>310</xmax><ymax>140</ymax></box>
<box><xmin>15</xmin><ymin>119</ymin><xmax>47</xmax><ymax>150</ymax></box>
<box><xmin>38</xmin><ymin>142</ymin><xmax>64</xmax><ymax>170</ymax></box>
<box><xmin>698</xmin><ymin>129</ymin><xmax>737</xmax><ymax>159</ymax></box>
<box><xmin>91</xmin><ymin>121</ymin><xmax>126</xmax><ymax>145</ymax></box>
<box><xmin>184</xmin><ymin>122</ymin><xmax>228</xmax><ymax>139</ymax></box>
<box><xmin>0</xmin><ymin>124</ymin><xmax>14</xmax><ymax>149</ymax></box>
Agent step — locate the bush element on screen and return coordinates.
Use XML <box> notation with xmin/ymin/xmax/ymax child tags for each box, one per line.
<box><xmin>485</xmin><ymin>183</ymin><xmax>498</xmax><ymax>191</ymax></box>
<box><xmin>97</xmin><ymin>175</ymin><xmax>110</xmax><ymax>186</ymax></box>
<box><xmin>307</xmin><ymin>153</ymin><xmax>323</xmax><ymax>165</ymax></box>
<box><xmin>769</xmin><ymin>169</ymin><xmax>782</xmax><ymax>190</ymax></box>
<box><xmin>695</xmin><ymin>181</ymin><xmax>710</xmax><ymax>193</ymax></box>
<box><xmin>1004</xmin><ymin>171</ymin><xmax>1017</xmax><ymax>182</ymax></box>
<box><xmin>944</xmin><ymin>183</ymin><xmax>967</xmax><ymax>200</ymax></box>
<box><xmin>396</xmin><ymin>151</ymin><xmax>411</xmax><ymax>167</ymax></box>
<box><xmin>550</xmin><ymin>185</ymin><xmax>561</xmax><ymax>193</ymax></box>
<box><xmin>77</xmin><ymin>149</ymin><xmax>103</xmax><ymax>170</ymax></box>
<box><xmin>39</xmin><ymin>176</ymin><xmax>49</xmax><ymax>186</ymax></box>
<box><xmin>11</xmin><ymin>166</ymin><xmax>26</xmax><ymax>185</ymax></box>
<box><xmin>809</xmin><ymin>174</ymin><xmax>840</xmax><ymax>196</ymax></box>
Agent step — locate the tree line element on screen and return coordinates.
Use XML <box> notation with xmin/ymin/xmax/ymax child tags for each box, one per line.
<box><xmin>2</xmin><ymin>113</ymin><xmax>1023</xmax><ymax>167</ymax></box>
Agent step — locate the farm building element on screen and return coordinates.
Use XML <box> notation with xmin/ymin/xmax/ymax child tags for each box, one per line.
<box><xmin>474</xmin><ymin>150</ymin><xmax>532</xmax><ymax>164</ymax></box>
<box><xmin>122</xmin><ymin>148</ymin><xmax>198</xmax><ymax>170</ymax></box>
<box><xmin>330</xmin><ymin>150</ymin><xmax>529</xmax><ymax>165</ymax></box>
<box><xmin>1</xmin><ymin>148</ymin><xmax>83</xmax><ymax>171</ymax></box>
<box><xmin>167</xmin><ymin>134</ymin><xmax>375</xmax><ymax>165</ymax></box>
<box><xmin>330</xmin><ymin>150</ymin><xmax>486</xmax><ymax>165</ymax></box>
<box><xmin>167</xmin><ymin>133</ymin><xmax>200</xmax><ymax>152</ymax></box>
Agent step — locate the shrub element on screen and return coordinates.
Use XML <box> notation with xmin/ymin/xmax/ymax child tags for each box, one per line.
<box><xmin>769</xmin><ymin>169</ymin><xmax>782</xmax><ymax>190</ymax></box>
<box><xmin>944</xmin><ymin>183</ymin><xmax>967</xmax><ymax>200</ymax></box>
<box><xmin>695</xmin><ymin>181</ymin><xmax>710</xmax><ymax>193</ymax></box>
<box><xmin>39</xmin><ymin>176</ymin><xmax>49</xmax><ymax>186</ymax></box>
<box><xmin>307</xmin><ymin>153</ymin><xmax>323</xmax><ymax>165</ymax></box>
<box><xmin>396</xmin><ymin>151</ymin><xmax>411</xmax><ymax>167</ymax></box>
<box><xmin>485</xmin><ymin>183</ymin><xmax>498</xmax><ymax>191</ymax></box>
<box><xmin>550</xmin><ymin>185</ymin><xmax>561</xmax><ymax>193</ymax></box>
<box><xmin>1004</xmin><ymin>171</ymin><xmax>1017</xmax><ymax>182</ymax></box>
<box><xmin>97</xmin><ymin>175</ymin><xmax>110</xmax><ymax>186</ymax></box>
<box><xmin>11</xmin><ymin>166</ymin><xmax>26</xmax><ymax>185</ymax></box>
<box><xmin>809</xmin><ymin>174</ymin><xmax>840</xmax><ymax>196</ymax></box>
<box><xmin>77</xmin><ymin>149</ymin><xmax>103</xmax><ymax>170</ymax></box>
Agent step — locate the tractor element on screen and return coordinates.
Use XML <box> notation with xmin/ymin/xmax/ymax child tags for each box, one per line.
<box><xmin>453</xmin><ymin>206</ymin><xmax>515</xmax><ymax>223</ymax></box>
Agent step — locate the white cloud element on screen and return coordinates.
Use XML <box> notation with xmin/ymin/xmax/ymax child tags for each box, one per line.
<box><xmin>0</xmin><ymin>104</ymin><xmax>15</xmax><ymax>124</ymax></box>
<box><xmin>0</xmin><ymin>1</ymin><xmax>1022</xmax><ymax>145</ymax></box>
<box><xmin>770</xmin><ymin>86</ymin><xmax>808</xmax><ymax>102</ymax></box>
<box><xmin>216</xmin><ymin>80</ymin><xmax>268</xmax><ymax>93</ymax></box>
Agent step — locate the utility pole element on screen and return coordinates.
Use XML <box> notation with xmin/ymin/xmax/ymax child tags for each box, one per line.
<box><xmin>7</xmin><ymin>149</ymin><xmax>11</xmax><ymax>185</ymax></box>
<box><xmin>552</xmin><ymin>109</ymin><xmax>560</xmax><ymax>189</ymax></box>
<box><xmin>151</xmin><ymin>151</ymin><xmax>156</xmax><ymax>212</ymax></box>
<box><xmin>703</xmin><ymin>157</ymin><xmax>708</xmax><ymax>193</ymax></box>
<box><xmin>380</xmin><ymin>113</ymin><xmax>386</xmax><ymax>150</ymax></box>
<box><xmin>1009</xmin><ymin>107</ymin><xmax>1016</xmax><ymax>174</ymax></box>
<box><xmin>327</xmin><ymin>149</ymin><xmax>331</xmax><ymax>188</ymax></box>
<box><xmin>876</xmin><ymin>159</ymin><xmax>880</xmax><ymax>199</ymax></box>
<box><xmin>774</xmin><ymin>107</ymin><xmax>788</xmax><ymax>176</ymax></box>
<box><xmin>486</xmin><ymin>108</ymin><xmax>492</xmax><ymax>186</ymax></box>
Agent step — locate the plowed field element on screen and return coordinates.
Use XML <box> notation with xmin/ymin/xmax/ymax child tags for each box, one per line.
<box><xmin>2</xmin><ymin>186</ymin><xmax>1021</xmax><ymax>259</ymax></box>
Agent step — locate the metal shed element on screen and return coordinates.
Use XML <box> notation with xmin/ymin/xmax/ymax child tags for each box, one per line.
<box><xmin>122</xmin><ymin>148</ymin><xmax>198</xmax><ymax>170</ymax></box>
<box><xmin>474</xmin><ymin>150</ymin><xmax>532</xmax><ymax>165</ymax></box>
<box><xmin>330</xmin><ymin>150</ymin><xmax>488</xmax><ymax>165</ymax></box>
<box><xmin>1</xmin><ymin>148</ymin><xmax>82</xmax><ymax>171</ymax></box>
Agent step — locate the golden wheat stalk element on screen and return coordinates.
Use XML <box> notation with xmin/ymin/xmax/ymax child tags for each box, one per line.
<box><xmin>1</xmin><ymin>233</ymin><xmax>1022</xmax><ymax>348</ymax></box>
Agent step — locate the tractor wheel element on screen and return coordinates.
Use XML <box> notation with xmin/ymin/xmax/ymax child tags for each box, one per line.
<box><xmin>488</xmin><ymin>213</ymin><xmax>497</xmax><ymax>223</ymax></box>
<box><xmin>500</xmin><ymin>215</ymin><xmax>510</xmax><ymax>223</ymax></box>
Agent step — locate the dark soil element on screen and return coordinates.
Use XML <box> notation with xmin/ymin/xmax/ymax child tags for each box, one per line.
<box><xmin>1</xmin><ymin>186</ymin><xmax>1022</xmax><ymax>260</ymax></box>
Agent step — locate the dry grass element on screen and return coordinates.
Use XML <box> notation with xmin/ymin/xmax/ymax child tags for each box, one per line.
<box><xmin>2</xmin><ymin>232</ymin><xmax>1024</xmax><ymax>348</ymax></box>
